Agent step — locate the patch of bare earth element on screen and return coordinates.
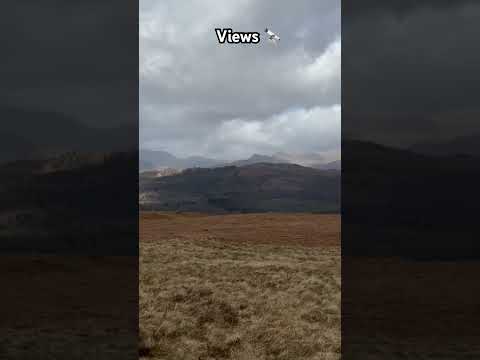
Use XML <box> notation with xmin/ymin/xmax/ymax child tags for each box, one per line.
<box><xmin>140</xmin><ymin>212</ymin><xmax>340</xmax><ymax>360</ymax></box>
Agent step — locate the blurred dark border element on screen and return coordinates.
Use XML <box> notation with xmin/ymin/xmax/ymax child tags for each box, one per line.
<box><xmin>342</xmin><ymin>1</ymin><xmax>480</xmax><ymax>358</ymax></box>
<box><xmin>0</xmin><ymin>1</ymin><xmax>138</xmax><ymax>358</ymax></box>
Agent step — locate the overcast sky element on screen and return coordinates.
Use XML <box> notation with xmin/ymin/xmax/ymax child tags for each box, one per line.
<box><xmin>343</xmin><ymin>0</ymin><xmax>480</xmax><ymax>147</ymax></box>
<box><xmin>140</xmin><ymin>0</ymin><xmax>340</xmax><ymax>161</ymax></box>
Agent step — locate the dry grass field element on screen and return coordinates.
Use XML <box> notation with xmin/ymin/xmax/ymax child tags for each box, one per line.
<box><xmin>140</xmin><ymin>212</ymin><xmax>341</xmax><ymax>360</ymax></box>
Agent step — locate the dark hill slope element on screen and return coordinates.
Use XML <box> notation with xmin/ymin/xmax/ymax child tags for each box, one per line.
<box><xmin>140</xmin><ymin>163</ymin><xmax>340</xmax><ymax>213</ymax></box>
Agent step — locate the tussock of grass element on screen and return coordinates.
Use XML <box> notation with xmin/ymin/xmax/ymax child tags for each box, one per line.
<box><xmin>140</xmin><ymin>232</ymin><xmax>340</xmax><ymax>360</ymax></box>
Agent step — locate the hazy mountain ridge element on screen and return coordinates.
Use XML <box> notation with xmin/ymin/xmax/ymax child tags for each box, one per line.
<box><xmin>274</xmin><ymin>151</ymin><xmax>327</xmax><ymax>167</ymax></box>
<box><xmin>140</xmin><ymin>149</ymin><xmax>340</xmax><ymax>171</ymax></box>
<box><xmin>228</xmin><ymin>154</ymin><xmax>288</xmax><ymax>167</ymax></box>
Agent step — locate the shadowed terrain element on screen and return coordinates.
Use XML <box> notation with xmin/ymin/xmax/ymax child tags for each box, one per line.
<box><xmin>140</xmin><ymin>163</ymin><xmax>340</xmax><ymax>214</ymax></box>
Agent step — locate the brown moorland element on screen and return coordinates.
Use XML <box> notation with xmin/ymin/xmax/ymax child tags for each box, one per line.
<box><xmin>140</xmin><ymin>212</ymin><xmax>341</xmax><ymax>360</ymax></box>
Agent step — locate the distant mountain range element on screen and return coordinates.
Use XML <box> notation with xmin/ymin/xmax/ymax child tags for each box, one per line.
<box><xmin>273</xmin><ymin>151</ymin><xmax>327</xmax><ymax>167</ymax></box>
<box><xmin>140</xmin><ymin>149</ymin><xmax>341</xmax><ymax>171</ymax></box>
<box><xmin>229</xmin><ymin>154</ymin><xmax>286</xmax><ymax>167</ymax></box>
<box><xmin>140</xmin><ymin>162</ymin><xmax>340</xmax><ymax>213</ymax></box>
<box><xmin>140</xmin><ymin>133</ymin><xmax>480</xmax><ymax>173</ymax></box>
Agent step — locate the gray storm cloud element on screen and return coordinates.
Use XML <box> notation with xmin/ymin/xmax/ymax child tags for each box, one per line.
<box><xmin>140</xmin><ymin>0</ymin><xmax>340</xmax><ymax>160</ymax></box>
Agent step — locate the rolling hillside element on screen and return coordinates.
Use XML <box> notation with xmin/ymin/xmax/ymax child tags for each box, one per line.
<box><xmin>140</xmin><ymin>163</ymin><xmax>340</xmax><ymax>213</ymax></box>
